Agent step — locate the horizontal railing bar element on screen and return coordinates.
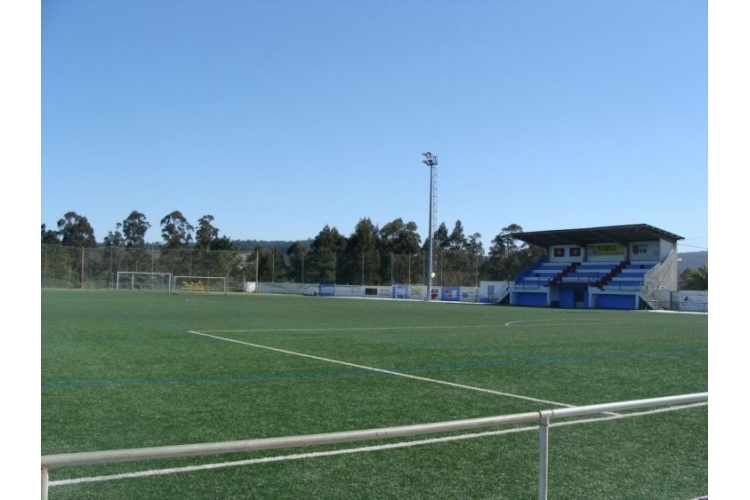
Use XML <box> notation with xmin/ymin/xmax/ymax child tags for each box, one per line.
<box><xmin>42</xmin><ymin>411</ymin><xmax>542</xmax><ymax>469</ymax></box>
<box><xmin>544</xmin><ymin>392</ymin><xmax>707</xmax><ymax>419</ymax></box>
<box><xmin>42</xmin><ymin>392</ymin><xmax>707</xmax><ymax>470</ymax></box>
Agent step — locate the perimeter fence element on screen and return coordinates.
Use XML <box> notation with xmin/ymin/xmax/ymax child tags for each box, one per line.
<box><xmin>41</xmin><ymin>244</ymin><xmax>488</xmax><ymax>291</ymax></box>
<box><xmin>41</xmin><ymin>392</ymin><xmax>708</xmax><ymax>500</ymax></box>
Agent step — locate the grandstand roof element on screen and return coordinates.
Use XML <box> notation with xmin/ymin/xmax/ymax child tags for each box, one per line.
<box><xmin>514</xmin><ymin>224</ymin><xmax>684</xmax><ymax>249</ymax></box>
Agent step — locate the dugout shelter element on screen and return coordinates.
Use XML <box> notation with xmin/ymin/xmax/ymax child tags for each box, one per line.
<box><xmin>508</xmin><ymin>223</ymin><xmax>683</xmax><ymax>310</ymax></box>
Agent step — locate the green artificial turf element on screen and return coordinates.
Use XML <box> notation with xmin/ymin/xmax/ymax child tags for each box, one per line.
<box><xmin>42</xmin><ymin>290</ymin><xmax>707</xmax><ymax>499</ymax></box>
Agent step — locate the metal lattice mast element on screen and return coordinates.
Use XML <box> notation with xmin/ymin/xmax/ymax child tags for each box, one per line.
<box><xmin>422</xmin><ymin>152</ymin><xmax>438</xmax><ymax>300</ymax></box>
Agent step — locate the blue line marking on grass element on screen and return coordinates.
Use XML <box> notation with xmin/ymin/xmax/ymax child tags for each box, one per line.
<box><xmin>42</xmin><ymin>346</ymin><xmax>706</xmax><ymax>390</ymax></box>
<box><xmin>42</xmin><ymin>369</ymin><xmax>377</xmax><ymax>389</ymax></box>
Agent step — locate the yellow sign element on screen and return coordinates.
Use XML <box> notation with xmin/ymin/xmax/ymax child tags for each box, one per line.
<box><xmin>590</xmin><ymin>244</ymin><xmax>625</xmax><ymax>256</ymax></box>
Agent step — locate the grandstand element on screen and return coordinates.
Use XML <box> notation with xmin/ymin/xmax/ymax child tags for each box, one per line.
<box><xmin>500</xmin><ymin>223</ymin><xmax>683</xmax><ymax>310</ymax></box>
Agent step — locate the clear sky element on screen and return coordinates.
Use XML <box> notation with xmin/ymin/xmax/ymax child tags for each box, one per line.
<box><xmin>40</xmin><ymin>0</ymin><xmax>708</xmax><ymax>251</ymax></box>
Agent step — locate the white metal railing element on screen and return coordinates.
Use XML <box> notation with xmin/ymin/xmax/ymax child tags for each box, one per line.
<box><xmin>41</xmin><ymin>392</ymin><xmax>707</xmax><ymax>500</ymax></box>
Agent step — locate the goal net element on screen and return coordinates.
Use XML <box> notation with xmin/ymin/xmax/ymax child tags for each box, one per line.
<box><xmin>172</xmin><ymin>276</ymin><xmax>228</xmax><ymax>294</ymax></box>
<box><xmin>116</xmin><ymin>272</ymin><xmax>172</xmax><ymax>291</ymax></box>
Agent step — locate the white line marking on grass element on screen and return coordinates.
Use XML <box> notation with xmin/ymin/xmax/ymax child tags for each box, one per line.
<box><xmin>504</xmin><ymin>320</ymin><xmax>627</xmax><ymax>327</ymax></box>
<box><xmin>187</xmin><ymin>330</ymin><xmax>577</xmax><ymax>409</ymax></box>
<box><xmin>202</xmin><ymin>325</ymin><xmax>509</xmax><ymax>334</ymax></box>
<box><xmin>49</xmin><ymin>402</ymin><xmax>706</xmax><ymax>487</ymax></box>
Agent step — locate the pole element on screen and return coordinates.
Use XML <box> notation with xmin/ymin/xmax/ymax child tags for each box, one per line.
<box><xmin>41</xmin><ymin>467</ymin><xmax>49</xmax><ymax>500</ymax></box>
<box><xmin>538</xmin><ymin>415</ymin><xmax>551</xmax><ymax>500</ymax></box>
<box><xmin>423</xmin><ymin>152</ymin><xmax>438</xmax><ymax>300</ymax></box>
<box><xmin>80</xmin><ymin>247</ymin><xmax>85</xmax><ymax>289</ymax></box>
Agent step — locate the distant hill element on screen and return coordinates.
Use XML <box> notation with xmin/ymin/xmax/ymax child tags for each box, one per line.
<box><xmin>678</xmin><ymin>251</ymin><xmax>708</xmax><ymax>274</ymax></box>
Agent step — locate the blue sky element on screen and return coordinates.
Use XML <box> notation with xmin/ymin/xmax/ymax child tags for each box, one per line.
<box><xmin>40</xmin><ymin>0</ymin><xmax>708</xmax><ymax>251</ymax></box>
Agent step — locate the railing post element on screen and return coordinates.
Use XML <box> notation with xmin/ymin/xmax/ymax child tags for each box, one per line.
<box><xmin>538</xmin><ymin>412</ymin><xmax>552</xmax><ymax>500</ymax></box>
<box><xmin>41</xmin><ymin>467</ymin><xmax>49</xmax><ymax>500</ymax></box>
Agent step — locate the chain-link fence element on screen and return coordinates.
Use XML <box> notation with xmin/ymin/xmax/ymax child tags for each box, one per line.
<box><xmin>41</xmin><ymin>244</ymin><xmax>489</xmax><ymax>290</ymax></box>
<box><xmin>41</xmin><ymin>245</ymin><xmax>250</xmax><ymax>291</ymax></box>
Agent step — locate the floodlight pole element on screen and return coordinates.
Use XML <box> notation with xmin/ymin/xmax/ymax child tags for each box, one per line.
<box><xmin>423</xmin><ymin>152</ymin><xmax>438</xmax><ymax>301</ymax></box>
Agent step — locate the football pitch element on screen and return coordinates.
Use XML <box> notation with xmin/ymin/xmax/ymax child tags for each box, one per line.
<box><xmin>41</xmin><ymin>290</ymin><xmax>708</xmax><ymax>499</ymax></box>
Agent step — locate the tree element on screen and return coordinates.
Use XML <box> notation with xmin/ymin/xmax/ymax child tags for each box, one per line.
<box><xmin>306</xmin><ymin>225</ymin><xmax>347</xmax><ymax>283</ymax></box>
<box><xmin>377</xmin><ymin>219</ymin><xmax>423</xmax><ymax>284</ymax></box>
<box><xmin>486</xmin><ymin>223</ymin><xmax>533</xmax><ymax>280</ymax></box>
<box><xmin>103</xmin><ymin>223</ymin><xmax>124</xmax><ymax>247</ymax></box>
<box><xmin>41</xmin><ymin>223</ymin><xmax>60</xmax><ymax>245</ymax></box>
<box><xmin>287</xmin><ymin>241</ymin><xmax>309</xmax><ymax>283</ymax></box>
<box><xmin>195</xmin><ymin>215</ymin><xmax>220</xmax><ymax>249</ymax></box>
<box><xmin>433</xmin><ymin>222</ymin><xmax>450</xmax><ymax>250</ymax></box>
<box><xmin>56</xmin><ymin>211</ymin><xmax>96</xmax><ymax>247</ymax></box>
<box><xmin>681</xmin><ymin>264</ymin><xmax>708</xmax><ymax>290</ymax></box>
<box><xmin>160</xmin><ymin>210</ymin><xmax>194</xmax><ymax>248</ymax></box>
<box><xmin>447</xmin><ymin>220</ymin><xmax>467</xmax><ymax>251</ymax></box>
<box><xmin>495</xmin><ymin>224</ymin><xmax>524</xmax><ymax>256</ymax></box>
<box><xmin>122</xmin><ymin>211</ymin><xmax>150</xmax><ymax>248</ymax></box>
<box><xmin>341</xmin><ymin>218</ymin><xmax>380</xmax><ymax>285</ymax></box>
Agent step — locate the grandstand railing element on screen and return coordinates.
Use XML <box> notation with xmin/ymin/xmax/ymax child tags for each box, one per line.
<box><xmin>41</xmin><ymin>392</ymin><xmax>707</xmax><ymax>500</ymax></box>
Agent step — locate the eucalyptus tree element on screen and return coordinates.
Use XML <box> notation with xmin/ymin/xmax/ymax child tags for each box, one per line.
<box><xmin>447</xmin><ymin>220</ymin><xmax>467</xmax><ymax>251</ymax></box>
<box><xmin>486</xmin><ymin>224</ymin><xmax>542</xmax><ymax>281</ymax></box>
<box><xmin>57</xmin><ymin>211</ymin><xmax>96</xmax><ymax>248</ymax></box>
<box><xmin>102</xmin><ymin>223</ymin><xmax>126</xmax><ymax>284</ymax></box>
<box><xmin>251</xmin><ymin>245</ymin><xmax>288</xmax><ymax>283</ymax></box>
<box><xmin>206</xmin><ymin>235</ymin><xmax>240</xmax><ymax>279</ymax></box>
<box><xmin>103</xmin><ymin>224</ymin><xmax>124</xmax><ymax>247</ymax></box>
<box><xmin>114</xmin><ymin>211</ymin><xmax>152</xmax><ymax>273</ymax></box>
<box><xmin>378</xmin><ymin>218</ymin><xmax>422</xmax><ymax>284</ymax></box>
<box><xmin>55</xmin><ymin>211</ymin><xmax>97</xmax><ymax>287</ymax></box>
<box><xmin>122</xmin><ymin>211</ymin><xmax>150</xmax><ymax>248</ymax></box>
<box><xmin>287</xmin><ymin>241</ymin><xmax>309</xmax><ymax>283</ymax></box>
<box><xmin>340</xmin><ymin>218</ymin><xmax>380</xmax><ymax>285</ymax></box>
<box><xmin>441</xmin><ymin>220</ymin><xmax>482</xmax><ymax>286</ymax></box>
<box><xmin>195</xmin><ymin>215</ymin><xmax>220</xmax><ymax>249</ymax></box>
<box><xmin>159</xmin><ymin>210</ymin><xmax>195</xmax><ymax>275</ymax></box>
<box><xmin>160</xmin><ymin>210</ymin><xmax>194</xmax><ymax>249</ymax></box>
<box><xmin>190</xmin><ymin>215</ymin><xmax>239</xmax><ymax>277</ymax></box>
<box><xmin>306</xmin><ymin>225</ymin><xmax>347</xmax><ymax>284</ymax></box>
<box><xmin>41</xmin><ymin>223</ymin><xmax>68</xmax><ymax>287</ymax></box>
<box><xmin>41</xmin><ymin>223</ymin><xmax>60</xmax><ymax>245</ymax></box>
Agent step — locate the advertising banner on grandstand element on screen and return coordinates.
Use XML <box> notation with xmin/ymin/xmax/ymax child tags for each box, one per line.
<box><xmin>587</xmin><ymin>243</ymin><xmax>626</xmax><ymax>260</ymax></box>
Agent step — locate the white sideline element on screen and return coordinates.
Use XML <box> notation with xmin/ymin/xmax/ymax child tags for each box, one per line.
<box><xmin>187</xmin><ymin>330</ymin><xmax>578</xmax><ymax>409</ymax></box>
<box><xmin>49</xmin><ymin>402</ymin><xmax>707</xmax><ymax>487</ymax></box>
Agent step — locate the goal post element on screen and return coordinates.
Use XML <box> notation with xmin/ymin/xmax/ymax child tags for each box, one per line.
<box><xmin>172</xmin><ymin>276</ymin><xmax>228</xmax><ymax>295</ymax></box>
<box><xmin>116</xmin><ymin>272</ymin><xmax>172</xmax><ymax>291</ymax></box>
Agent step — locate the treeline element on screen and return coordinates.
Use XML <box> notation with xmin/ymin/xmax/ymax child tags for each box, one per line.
<box><xmin>41</xmin><ymin>210</ymin><xmax>544</xmax><ymax>289</ymax></box>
